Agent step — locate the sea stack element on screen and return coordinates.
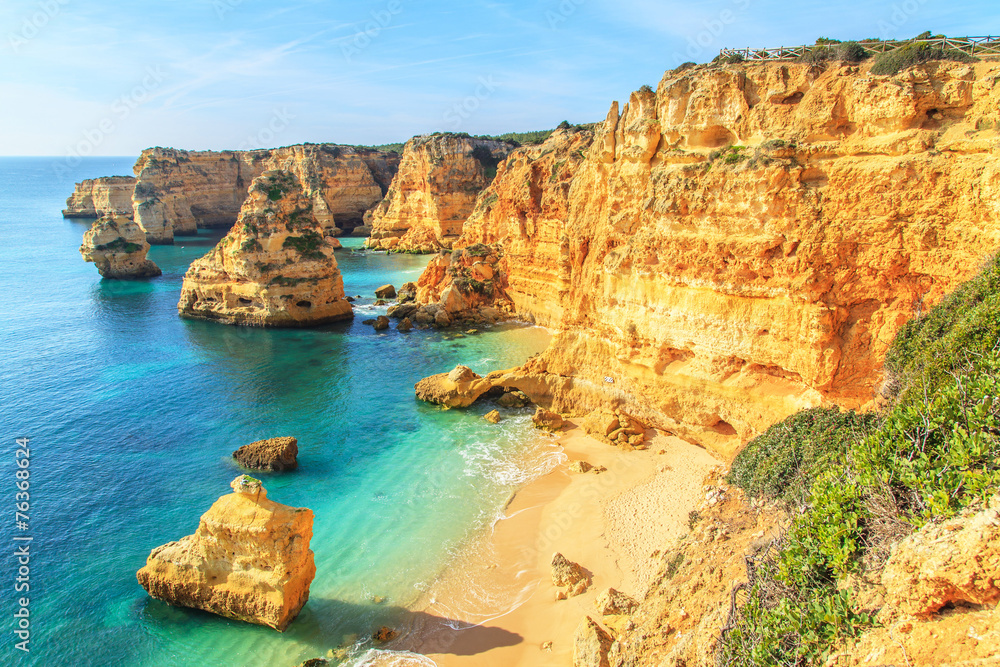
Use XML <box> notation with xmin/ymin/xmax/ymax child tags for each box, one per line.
<box><xmin>79</xmin><ymin>214</ymin><xmax>161</xmax><ymax>279</ymax></box>
<box><xmin>136</xmin><ymin>475</ymin><xmax>316</xmax><ymax>631</ymax></box>
<box><xmin>177</xmin><ymin>170</ymin><xmax>353</xmax><ymax>326</ymax></box>
<box><xmin>365</xmin><ymin>134</ymin><xmax>513</xmax><ymax>252</ymax></box>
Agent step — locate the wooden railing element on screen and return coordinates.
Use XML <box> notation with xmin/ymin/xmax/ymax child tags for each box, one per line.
<box><xmin>719</xmin><ymin>36</ymin><xmax>1000</xmax><ymax>61</ymax></box>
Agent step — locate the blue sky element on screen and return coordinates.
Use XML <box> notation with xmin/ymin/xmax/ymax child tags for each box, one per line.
<box><xmin>1</xmin><ymin>0</ymin><xmax>996</xmax><ymax>156</ymax></box>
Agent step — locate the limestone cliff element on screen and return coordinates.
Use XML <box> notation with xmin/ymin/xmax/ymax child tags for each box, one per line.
<box><xmin>63</xmin><ymin>176</ymin><xmax>136</xmax><ymax>218</ymax></box>
<box><xmin>132</xmin><ymin>145</ymin><xmax>399</xmax><ymax>244</ymax></box>
<box><xmin>178</xmin><ymin>170</ymin><xmax>353</xmax><ymax>326</ymax></box>
<box><xmin>365</xmin><ymin>134</ymin><xmax>513</xmax><ymax>252</ymax></box>
<box><xmin>79</xmin><ymin>214</ymin><xmax>161</xmax><ymax>279</ymax></box>
<box><xmin>136</xmin><ymin>476</ymin><xmax>315</xmax><ymax>632</ymax></box>
<box><xmin>418</xmin><ymin>60</ymin><xmax>1000</xmax><ymax>458</ymax></box>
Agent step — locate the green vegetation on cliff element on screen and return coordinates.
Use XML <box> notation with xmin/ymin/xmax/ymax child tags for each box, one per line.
<box><xmin>723</xmin><ymin>254</ymin><xmax>1000</xmax><ymax>666</ymax></box>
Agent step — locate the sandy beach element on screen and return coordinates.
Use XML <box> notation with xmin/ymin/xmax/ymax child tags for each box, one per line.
<box><xmin>393</xmin><ymin>420</ymin><xmax>721</xmax><ymax>666</ymax></box>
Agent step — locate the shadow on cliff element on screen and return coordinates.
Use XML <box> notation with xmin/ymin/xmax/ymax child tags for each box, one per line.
<box><xmin>138</xmin><ymin>594</ymin><xmax>522</xmax><ymax>659</ymax></box>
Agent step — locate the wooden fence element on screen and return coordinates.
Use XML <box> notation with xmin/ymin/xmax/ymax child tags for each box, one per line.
<box><xmin>719</xmin><ymin>36</ymin><xmax>1000</xmax><ymax>62</ymax></box>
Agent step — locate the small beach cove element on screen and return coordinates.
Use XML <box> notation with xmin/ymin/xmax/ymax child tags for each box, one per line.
<box><xmin>361</xmin><ymin>421</ymin><xmax>720</xmax><ymax>666</ymax></box>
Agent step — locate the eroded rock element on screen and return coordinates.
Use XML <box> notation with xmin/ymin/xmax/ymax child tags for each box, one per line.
<box><xmin>881</xmin><ymin>493</ymin><xmax>1000</xmax><ymax>619</ymax></box>
<box><xmin>136</xmin><ymin>476</ymin><xmax>315</xmax><ymax>631</ymax></box>
<box><xmin>79</xmin><ymin>214</ymin><xmax>161</xmax><ymax>279</ymax></box>
<box><xmin>177</xmin><ymin>170</ymin><xmax>352</xmax><ymax>327</ymax></box>
<box><xmin>232</xmin><ymin>436</ymin><xmax>298</xmax><ymax>472</ymax></box>
<box><xmin>552</xmin><ymin>552</ymin><xmax>589</xmax><ymax>597</ymax></box>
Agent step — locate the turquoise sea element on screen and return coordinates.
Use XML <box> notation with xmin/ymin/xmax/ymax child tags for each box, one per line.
<box><xmin>0</xmin><ymin>157</ymin><xmax>556</xmax><ymax>666</ymax></box>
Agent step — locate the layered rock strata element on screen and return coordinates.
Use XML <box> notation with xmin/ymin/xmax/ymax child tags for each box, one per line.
<box><xmin>133</xmin><ymin>145</ymin><xmax>399</xmax><ymax>244</ymax></box>
<box><xmin>79</xmin><ymin>214</ymin><xmax>161</xmax><ymax>279</ymax></box>
<box><xmin>177</xmin><ymin>170</ymin><xmax>353</xmax><ymax>326</ymax></box>
<box><xmin>365</xmin><ymin>134</ymin><xmax>513</xmax><ymax>252</ymax></box>
<box><xmin>416</xmin><ymin>61</ymin><xmax>1000</xmax><ymax>458</ymax></box>
<box><xmin>136</xmin><ymin>475</ymin><xmax>316</xmax><ymax>631</ymax></box>
<box><xmin>63</xmin><ymin>176</ymin><xmax>136</xmax><ymax>218</ymax></box>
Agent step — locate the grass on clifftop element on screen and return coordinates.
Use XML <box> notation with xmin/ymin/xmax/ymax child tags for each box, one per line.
<box><xmin>722</xmin><ymin>253</ymin><xmax>1000</xmax><ymax>666</ymax></box>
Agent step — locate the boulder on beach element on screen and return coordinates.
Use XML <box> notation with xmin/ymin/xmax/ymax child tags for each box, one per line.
<box><xmin>375</xmin><ymin>284</ymin><xmax>396</xmax><ymax>299</ymax></box>
<box><xmin>568</xmin><ymin>460</ymin><xmax>594</xmax><ymax>474</ymax></box>
<box><xmin>552</xmin><ymin>552</ymin><xmax>589</xmax><ymax>597</ymax></box>
<box><xmin>136</xmin><ymin>476</ymin><xmax>316</xmax><ymax>631</ymax></box>
<box><xmin>497</xmin><ymin>390</ymin><xmax>530</xmax><ymax>408</ymax></box>
<box><xmin>532</xmin><ymin>408</ymin><xmax>566</xmax><ymax>431</ymax></box>
<box><xmin>232</xmin><ymin>436</ymin><xmax>298</xmax><ymax>471</ymax></box>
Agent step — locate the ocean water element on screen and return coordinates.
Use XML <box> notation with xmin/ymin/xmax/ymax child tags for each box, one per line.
<box><xmin>0</xmin><ymin>158</ymin><xmax>556</xmax><ymax>666</ymax></box>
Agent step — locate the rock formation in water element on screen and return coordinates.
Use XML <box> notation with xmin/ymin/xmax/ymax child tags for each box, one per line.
<box><xmin>132</xmin><ymin>145</ymin><xmax>399</xmax><ymax>244</ymax></box>
<box><xmin>136</xmin><ymin>475</ymin><xmax>316</xmax><ymax>631</ymax></box>
<box><xmin>63</xmin><ymin>176</ymin><xmax>136</xmax><ymax>218</ymax></box>
<box><xmin>416</xmin><ymin>60</ymin><xmax>1000</xmax><ymax>458</ymax></box>
<box><xmin>79</xmin><ymin>214</ymin><xmax>161</xmax><ymax>279</ymax></box>
<box><xmin>177</xmin><ymin>170</ymin><xmax>353</xmax><ymax>326</ymax></box>
<box><xmin>365</xmin><ymin>134</ymin><xmax>513</xmax><ymax>252</ymax></box>
<box><xmin>232</xmin><ymin>437</ymin><xmax>298</xmax><ymax>471</ymax></box>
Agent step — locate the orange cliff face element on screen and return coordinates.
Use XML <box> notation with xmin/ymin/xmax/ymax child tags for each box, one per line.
<box><xmin>365</xmin><ymin>133</ymin><xmax>513</xmax><ymax>252</ymax></box>
<box><xmin>418</xmin><ymin>60</ymin><xmax>1000</xmax><ymax>459</ymax></box>
<box><xmin>63</xmin><ymin>176</ymin><xmax>136</xmax><ymax>219</ymax></box>
<box><xmin>130</xmin><ymin>145</ymin><xmax>399</xmax><ymax>244</ymax></box>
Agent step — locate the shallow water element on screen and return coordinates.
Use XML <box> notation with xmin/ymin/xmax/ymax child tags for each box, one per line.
<box><xmin>0</xmin><ymin>157</ymin><xmax>552</xmax><ymax>666</ymax></box>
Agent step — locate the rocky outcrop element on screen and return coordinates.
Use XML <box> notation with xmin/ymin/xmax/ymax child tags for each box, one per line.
<box><xmin>414</xmin><ymin>364</ymin><xmax>494</xmax><ymax>408</ymax></box>
<box><xmin>136</xmin><ymin>475</ymin><xmax>316</xmax><ymax>631</ymax></box>
<box><xmin>365</xmin><ymin>134</ymin><xmax>513</xmax><ymax>252</ymax></box>
<box><xmin>63</xmin><ymin>176</ymin><xmax>136</xmax><ymax>218</ymax></box>
<box><xmin>132</xmin><ymin>145</ymin><xmax>399</xmax><ymax>244</ymax></box>
<box><xmin>411</xmin><ymin>243</ymin><xmax>513</xmax><ymax>324</ymax></box>
<box><xmin>574</xmin><ymin>617</ymin><xmax>613</xmax><ymax>667</ymax></box>
<box><xmin>552</xmin><ymin>552</ymin><xmax>590</xmax><ymax>597</ymax></box>
<box><xmin>417</xmin><ymin>61</ymin><xmax>1000</xmax><ymax>459</ymax></box>
<box><xmin>177</xmin><ymin>170</ymin><xmax>353</xmax><ymax>326</ymax></box>
<box><xmin>232</xmin><ymin>437</ymin><xmax>298</xmax><ymax>471</ymax></box>
<box><xmin>79</xmin><ymin>214</ymin><xmax>161</xmax><ymax>279</ymax></box>
<box><xmin>880</xmin><ymin>493</ymin><xmax>1000</xmax><ymax>619</ymax></box>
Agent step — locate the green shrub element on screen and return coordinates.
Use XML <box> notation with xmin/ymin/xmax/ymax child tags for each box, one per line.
<box><xmin>240</xmin><ymin>238</ymin><xmax>262</xmax><ymax>253</ymax></box>
<box><xmin>729</xmin><ymin>407</ymin><xmax>875</xmax><ymax>505</ymax></box>
<box><xmin>713</xmin><ymin>52</ymin><xmax>745</xmax><ymax>65</ymax></box>
<box><xmin>282</xmin><ymin>230</ymin><xmax>326</xmax><ymax>260</ymax></box>
<box><xmin>722</xmin><ymin>258</ymin><xmax>1000</xmax><ymax>665</ymax></box>
<box><xmin>95</xmin><ymin>237</ymin><xmax>142</xmax><ymax>253</ymax></box>
<box><xmin>884</xmin><ymin>253</ymin><xmax>1000</xmax><ymax>402</ymax></box>
<box><xmin>870</xmin><ymin>42</ymin><xmax>977</xmax><ymax>75</ymax></box>
<box><xmin>801</xmin><ymin>41</ymin><xmax>869</xmax><ymax>64</ymax></box>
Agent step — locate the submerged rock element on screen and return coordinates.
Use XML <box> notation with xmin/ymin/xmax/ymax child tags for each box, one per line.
<box><xmin>373</xmin><ymin>626</ymin><xmax>398</xmax><ymax>642</ymax></box>
<box><xmin>136</xmin><ymin>475</ymin><xmax>316</xmax><ymax>631</ymax></box>
<box><xmin>372</xmin><ymin>315</ymin><xmax>390</xmax><ymax>331</ymax></box>
<box><xmin>232</xmin><ymin>436</ymin><xmax>298</xmax><ymax>471</ymax></box>
<box><xmin>79</xmin><ymin>214</ymin><xmax>161</xmax><ymax>279</ymax></box>
<box><xmin>177</xmin><ymin>170</ymin><xmax>352</xmax><ymax>327</ymax></box>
